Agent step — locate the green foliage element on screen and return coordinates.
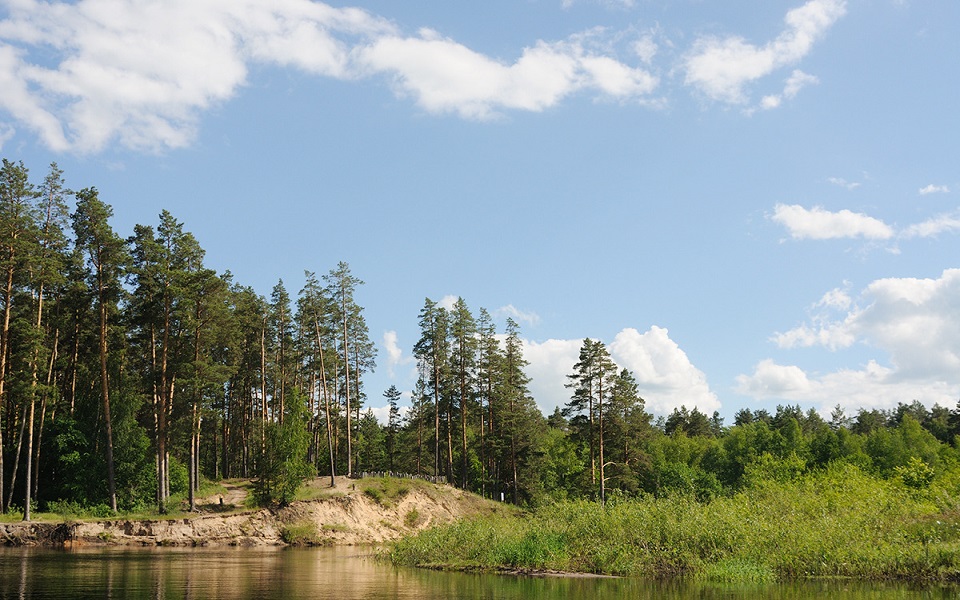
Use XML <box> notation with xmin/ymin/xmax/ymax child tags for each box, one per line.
<box><xmin>359</xmin><ymin>477</ymin><xmax>410</xmax><ymax>508</ymax></box>
<box><xmin>404</xmin><ymin>508</ymin><xmax>422</xmax><ymax>528</ymax></box>
<box><xmin>896</xmin><ymin>456</ymin><xmax>936</xmax><ymax>489</ymax></box>
<box><xmin>392</xmin><ymin>464</ymin><xmax>960</xmax><ymax>581</ymax></box>
<box><xmin>280</xmin><ymin>521</ymin><xmax>321</xmax><ymax>545</ymax></box>
<box><xmin>253</xmin><ymin>392</ymin><xmax>313</xmax><ymax>507</ymax></box>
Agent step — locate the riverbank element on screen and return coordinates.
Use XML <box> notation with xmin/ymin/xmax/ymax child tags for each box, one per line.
<box><xmin>390</xmin><ymin>463</ymin><xmax>960</xmax><ymax>582</ymax></box>
<box><xmin>0</xmin><ymin>476</ymin><xmax>508</xmax><ymax>548</ymax></box>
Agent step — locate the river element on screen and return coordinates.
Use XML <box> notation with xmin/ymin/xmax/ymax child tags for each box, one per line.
<box><xmin>0</xmin><ymin>546</ymin><xmax>956</xmax><ymax>599</ymax></box>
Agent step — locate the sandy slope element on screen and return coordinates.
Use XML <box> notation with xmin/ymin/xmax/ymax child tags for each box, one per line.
<box><xmin>1</xmin><ymin>476</ymin><xmax>507</xmax><ymax>547</ymax></box>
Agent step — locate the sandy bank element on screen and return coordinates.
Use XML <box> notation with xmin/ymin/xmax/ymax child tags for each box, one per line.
<box><xmin>0</xmin><ymin>476</ymin><xmax>506</xmax><ymax>548</ymax></box>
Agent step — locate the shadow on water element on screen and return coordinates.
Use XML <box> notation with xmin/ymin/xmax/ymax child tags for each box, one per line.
<box><xmin>0</xmin><ymin>547</ymin><xmax>956</xmax><ymax>599</ymax></box>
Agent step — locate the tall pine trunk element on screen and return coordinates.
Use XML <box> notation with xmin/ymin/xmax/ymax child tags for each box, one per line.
<box><xmin>98</xmin><ymin>272</ymin><xmax>117</xmax><ymax>514</ymax></box>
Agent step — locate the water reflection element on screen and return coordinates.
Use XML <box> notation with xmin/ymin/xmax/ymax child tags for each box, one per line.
<box><xmin>0</xmin><ymin>546</ymin><xmax>955</xmax><ymax>599</ymax></box>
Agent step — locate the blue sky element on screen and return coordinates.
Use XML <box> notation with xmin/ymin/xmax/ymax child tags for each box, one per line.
<box><xmin>1</xmin><ymin>0</ymin><xmax>958</xmax><ymax>423</ymax></box>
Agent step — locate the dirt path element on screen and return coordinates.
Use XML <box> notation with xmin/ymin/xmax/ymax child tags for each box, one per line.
<box><xmin>194</xmin><ymin>476</ymin><xmax>357</xmax><ymax>512</ymax></box>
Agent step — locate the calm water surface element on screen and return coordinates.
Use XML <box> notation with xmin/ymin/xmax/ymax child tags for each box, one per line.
<box><xmin>0</xmin><ymin>546</ymin><xmax>956</xmax><ymax>599</ymax></box>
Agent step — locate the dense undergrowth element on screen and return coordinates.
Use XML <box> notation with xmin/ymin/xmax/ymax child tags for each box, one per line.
<box><xmin>390</xmin><ymin>463</ymin><xmax>960</xmax><ymax>582</ymax></box>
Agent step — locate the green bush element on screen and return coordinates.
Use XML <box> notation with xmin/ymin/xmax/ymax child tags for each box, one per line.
<box><xmin>280</xmin><ymin>521</ymin><xmax>321</xmax><ymax>545</ymax></box>
<box><xmin>391</xmin><ymin>463</ymin><xmax>960</xmax><ymax>581</ymax></box>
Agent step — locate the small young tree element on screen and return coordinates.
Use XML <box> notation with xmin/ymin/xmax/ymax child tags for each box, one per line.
<box><xmin>384</xmin><ymin>385</ymin><xmax>402</xmax><ymax>470</ymax></box>
<box><xmin>254</xmin><ymin>391</ymin><xmax>312</xmax><ymax>506</ymax></box>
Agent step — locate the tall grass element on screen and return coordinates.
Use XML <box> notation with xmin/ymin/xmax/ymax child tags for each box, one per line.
<box><xmin>390</xmin><ymin>463</ymin><xmax>960</xmax><ymax>581</ymax></box>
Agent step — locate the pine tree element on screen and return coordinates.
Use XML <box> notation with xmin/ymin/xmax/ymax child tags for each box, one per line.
<box><xmin>413</xmin><ymin>298</ymin><xmax>450</xmax><ymax>478</ymax></box>
<box><xmin>22</xmin><ymin>163</ymin><xmax>69</xmax><ymax>520</ymax></box>
<box><xmin>72</xmin><ymin>188</ymin><xmax>129</xmax><ymax>513</ymax></box>
<box><xmin>497</xmin><ymin>318</ymin><xmax>544</xmax><ymax>504</ymax></box>
<box><xmin>566</xmin><ymin>338</ymin><xmax>617</xmax><ymax>503</ymax></box>
<box><xmin>476</xmin><ymin>307</ymin><xmax>500</xmax><ymax>498</ymax></box>
<box><xmin>297</xmin><ymin>272</ymin><xmax>336</xmax><ymax>486</ymax></box>
<box><xmin>448</xmin><ymin>297</ymin><xmax>477</xmax><ymax>489</ymax></box>
<box><xmin>324</xmin><ymin>262</ymin><xmax>372</xmax><ymax>476</ymax></box>
<box><xmin>384</xmin><ymin>385</ymin><xmax>402</xmax><ymax>471</ymax></box>
<box><xmin>0</xmin><ymin>159</ymin><xmax>40</xmax><ymax>513</ymax></box>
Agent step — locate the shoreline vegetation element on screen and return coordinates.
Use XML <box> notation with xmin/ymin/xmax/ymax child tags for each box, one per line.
<box><xmin>390</xmin><ymin>464</ymin><xmax>960</xmax><ymax>583</ymax></box>
<box><xmin>1</xmin><ymin>470</ymin><xmax>958</xmax><ymax>584</ymax></box>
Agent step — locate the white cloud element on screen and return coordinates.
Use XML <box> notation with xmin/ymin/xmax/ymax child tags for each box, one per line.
<box><xmin>684</xmin><ymin>0</ymin><xmax>846</xmax><ymax>104</ymax></box>
<box><xmin>817</xmin><ymin>287</ymin><xmax>852</xmax><ymax>310</ymax></box>
<box><xmin>382</xmin><ymin>330</ymin><xmax>413</xmax><ymax>377</ymax></box>
<box><xmin>523</xmin><ymin>337</ymin><xmax>583</xmax><ymax>415</ymax></box>
<box><xmin>0</xmin><ymin>0</ymin><xmax>390</xmax><ymax>152</ymax></box>
<box><xmin>369</xmin><ymin>403</ymin><xmax>410</xmax><ymax>426</ymax></box>
<box><xmin>740</xmin><ymin>269</ymin><xmax>960</xmax><ymax>413</ymax></box>
<box><xmin>735</xmin><ymin>359</ymin><xmax>812</xmax><ymax>398</ymax></box>
<box><xmin>772</xmin><ymin>203</ymin><xmax>960</xmax><ymax>243</ymax></box>
<box><xmin>771</xmin><ymin>203</ymin><xmax>894</xmax><ymax>240</ymax></box>
<box><xmin>827</xmin><ymin>176</ymin><xmax>861</xmax><ymax>190</ymax></box>
<box><xmin>495</xmin><ymin>304</ymin><xmax>541</xmax><ymax>327</ymax></box>
<box><xmin>737</xmin><ymin>359</ymin><xmax>957</xmax><ymax>415</ymax></box>
<box><xmin>632</xmin><ymin>34</ymin><xmax>658</xmax><ymax>64</ymax></box>
<box><xmin>759</xmin><ymin>69</ymin><xmax>818</xmax><ymax>110</ymax></box>
<box><xmin>0</xmin><ymin>0</ymin><xmax>658</xmax><ymax>152</ymax></box>
<box><xmin>437</xmin><ymin>295</ymin><xmax>459</xmax><ymax>311</ymax></box>
<box><xmin>901</xmin><ymin>212</ymin><xmax>960</xmax><ymax>239</ymax></box>
<box><xmin>521</xmin><ymin>326</ymin><xmax>719</xmax><ymax>417</ymax></box>
<box><xmin>775</xmin><ymin>286</ymin><xmax>857</xmax><ymax>350</ymax></box>
<box><xmin>775</xmin><ymin>322</ymin><xmax>855</xmax><ymax>350</ymax></box>
<box><xmin>358</xmin><ymin>30</ymin><xmax>658</xmax><ymax>120</ymax></box>
<box><xmin>562</xmin><ymin>0</ymin><xmax>636</xmax><ymax>9</ymax></box>
<box><xmin>0</xmin><ymin>122</ymin><xmax>14</xmax><ymax>150</ymax></box>
<box><xmin>609</xmin><ymin>327</ymin><xmax>720</xmax><ymax>415</ymax></box>
<box><xmin>919</xmin><ymin>184</ymin><xmax>950</xmax><ymax>195</ymax></box>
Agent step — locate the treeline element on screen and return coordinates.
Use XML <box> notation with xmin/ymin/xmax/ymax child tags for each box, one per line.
<box><xmin>0</xmin><ymin>160</ymin><xmax>381</xmax><ymax>516</ymax></box>
<box><xmin>386</xmin><ymin>317</ymin><xmax>960</xmax><ymax>506</ymax></box>
<box><xmin>4</xmin><ymin>158</ymin><xmax>960</xmax><ymax>519</ymax></box>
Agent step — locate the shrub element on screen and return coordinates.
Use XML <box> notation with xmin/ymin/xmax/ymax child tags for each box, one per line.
<box><xmin>280</xmin><ymin>521</ymin><xmax>321</xmax><ymax>545</ymax></box>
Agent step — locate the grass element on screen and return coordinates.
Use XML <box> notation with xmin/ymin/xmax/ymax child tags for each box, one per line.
<box><xmin>390</xmin><ymin>463</ymin><xmax>960</xmax><ymax>582</ymax></box>
<box><xmin>279</xmin><ymin>521</ymin><xmax>322</xmax><ymax>546</ymax></box>
<box><xmin>404</xmin><ymin>508</ymin><xmax>423</xmax><ymax>528</ymax></box>
<box><xmin>358</xmin><ymin>477</ymin><xmax>412</xmax><ymax>508</ymax></box>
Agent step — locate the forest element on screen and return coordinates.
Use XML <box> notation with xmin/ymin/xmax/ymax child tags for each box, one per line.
<box><xmin>3</xmin><ymin>158</ymin><xmax>960</xmax><ymax>521</ymax></box>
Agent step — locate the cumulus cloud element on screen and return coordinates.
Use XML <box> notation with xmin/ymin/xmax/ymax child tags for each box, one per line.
<box><xmin>521</xmin><ymin>327</ymin><xmax>719</xmax><ymax>417</ymax></box>
<box><xmin>523</xmin><ymin>337</ymin><xmax>583</xmax><ymax>415</ymax></box>
<box><xmin>775</xmin><ymin>286</ymin><xmax>857</xmax><ymax>350</ymax></box>
<box><xmin>382</xmin><ymin>330</ymin><xmax>413</xmax><ymax>377</ymax></box>
<box><xmin>358</xmin><ymin>28</ymin><xmax>658</xmax><ymax>120</ymax></box>
<box><xmin>437</xmin><ymin>295</ymin><xmax>459</xmax><ymax>311</ymax></box>
<box><xmin>684</xmin><ymin>0</ymin><xmax>846</xmax><ymax>104</ymax></box>
<box><xmin>370</xmin><ymin>403</ymin><xmax>410</xmax><ymax>426</ymax></box>
<box><xmin>737</xmin><ymin>359</ymin><xmax>957</xmax><ymax>415</ymax></box>
<box><xmin>609</xmin><ymin>327</ymin><xmax>720</xmax><ymax>414</ymax></box>
<box><xmin>740</xmin><ymin>269</ymin><xmax>960</xmax><ymax>413</ymax></box>
<box><xmin>0</xmin><ymin>0</ymin><xmax>659</xmax><ymax>152</ymax></box>
<box><xmin>771</xmin><ymin>203</ymin><xmax>894</xmax><ymax>240</ymax></box>
<box><xmin>919</xmin><ymin>184</ymin><xmax>950</xmax><ymax>195</ymax></box>
<box><xmin>735</xmin><ymin>359</ymin><xmax>811</xmax><ymax>398</ymax></box>
<box><xmin>772</xmin><ymin>203</ymin><xmax>960</xmax><ymax>243</ymax></box>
